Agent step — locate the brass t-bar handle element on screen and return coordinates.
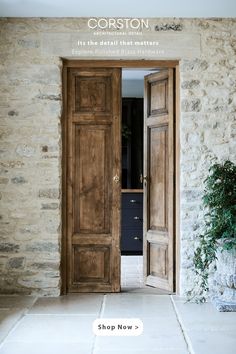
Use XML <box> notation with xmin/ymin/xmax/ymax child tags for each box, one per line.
<box><xmin>140</xmin><ymin>174</ymin><xmax>148</xmax><ymax>184</ymax></box>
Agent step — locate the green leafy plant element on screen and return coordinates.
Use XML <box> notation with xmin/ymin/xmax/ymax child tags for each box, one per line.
<box><xmin>187</xmin><ymin>160</ymin><xmax>236</xmax><ymax>303</ymax></box>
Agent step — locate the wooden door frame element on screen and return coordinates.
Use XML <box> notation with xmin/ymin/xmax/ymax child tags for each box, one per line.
<box><xmin>61</xmin><ymin>59</ymin><xmax>180</xmax><ymax>295</ymax></box>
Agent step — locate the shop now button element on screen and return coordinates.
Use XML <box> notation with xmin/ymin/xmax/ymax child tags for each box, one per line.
<box><xmin>93</xmin><ymin>318</ymin><xmax>143</xmax><ymax>336</ymax></box>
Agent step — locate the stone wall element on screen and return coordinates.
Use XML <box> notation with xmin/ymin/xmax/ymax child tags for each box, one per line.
<box><xmin>0</xmin><ymin>18</ymin><xmax>235</xmax><ymax>295</ymax></box>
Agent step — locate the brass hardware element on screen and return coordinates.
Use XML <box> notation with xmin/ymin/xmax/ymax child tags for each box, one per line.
<box><xmin>113</xmin><ymin>175</ymin><xmax>120</xmax><ymax>184</ymax></box>
<box><xmin>140</xmin><ymin>174</ymin><xmax>148</xmax><ymax>184</ymax></box>
<box><xmin>133</xmin><ymin>236</ymin><xmax>141</xmax><ymax>241</ymax></box>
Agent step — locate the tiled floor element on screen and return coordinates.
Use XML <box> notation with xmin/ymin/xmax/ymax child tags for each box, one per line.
<box><xmin>121</xmin><ymin>255</ymin><xmax>143</xmax><ymax>289</ymax></box>
<box><xmin>0</xmin><ymin>294</ymin><xmax>235</xmax><ymax>354</ymax></box>
<box><xmin>173</xmin><ymin>297</ymin><xmax>236</xmax><ymax>354</ymax></box>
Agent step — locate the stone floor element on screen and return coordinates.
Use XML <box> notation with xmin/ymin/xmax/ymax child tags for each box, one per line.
<box><xmin>0</xmin><ymin>294</ymin><xmax>235</xmax><ymax>354</ymax></box>
<box><xmin>121</xmin><ymin>255</ymin><xmax>143</xmax><ymax>289</ymax></box>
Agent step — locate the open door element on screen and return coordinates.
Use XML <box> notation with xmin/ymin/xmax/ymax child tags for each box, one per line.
<box><xmin>66</xmin><ymin>67</ymin><xmax>121</xmax><ymax>292</ymax></box>
<box><xmin>143</xmin><ymin>69</ymin><xmax>175</xmax><ymax>292</ymax></box>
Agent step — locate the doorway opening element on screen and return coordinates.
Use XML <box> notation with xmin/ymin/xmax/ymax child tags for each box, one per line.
<box><xmin>121</xmin><ymin>69</ymin><xmax>148</xmax><ymax>291</ymax></box>
<box><xmin>120</xmin><ymin>68</ymin><xmax>171</xmax><ymax>293</ymax></box>
<box><xmin>61</xmin><ymin>60</ymin><xmax>179</xmax><ymax>295</ymax></box>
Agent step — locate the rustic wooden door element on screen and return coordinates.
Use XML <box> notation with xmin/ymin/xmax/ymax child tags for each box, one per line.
<box><xmin>143</xmin><ymin>69</ymin><xmax>175</xmax><ymax>292</ymax></box>
<box><xmin>66</xmin><ymin>68</ymin><xmax>121</xmax><ymax>292</ymax></box>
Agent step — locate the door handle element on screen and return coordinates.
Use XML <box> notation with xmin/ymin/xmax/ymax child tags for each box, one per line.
<box><xmin>133</xmin><ymin>236</ymin><xmax>142</xmax><ymax>241</ymax></box>
<box><xmin>113</xmin><ymin>175</ymin><xmax>120</xmax><ymax>184</ymax></box>
<box><xmin>134</xmin><ymin>216</ymin><xmax>141</xmax><ymax>220</ymax></box>
<box><xmin>140</xmin><ymin>174</ymin><xmax>148</xmax><ymax>184</ymax></box>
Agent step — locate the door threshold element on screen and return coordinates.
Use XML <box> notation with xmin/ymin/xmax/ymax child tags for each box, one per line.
<box><xmin>121</xmin><ymin>286</ymin><xmax>173</xmax><ymax>295</ymax></box>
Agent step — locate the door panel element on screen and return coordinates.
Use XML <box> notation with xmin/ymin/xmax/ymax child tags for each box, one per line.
<box><xmin>74</xmin><ymin>125</ymin><xmax>111</xmax><ymax>234</ymax></box>
<box><xmin>73</xmin><ymin>245</ymin><xmax>110</xmax><ymax>284</ymax></box>
<box><xmin>75</xmin><ymin>77</ymin><xmax>111</xmax><ymax>113</ymax></box>
<box><xmin>143</xmin><ymin>69</ymin><xmax>175</xmax><ymax>292</ymax></box>
<box><xmin>149</xmin><ymin>126</ymin><xmax>168</xmax><ymax>230</ymax></box>
<box><xmin>67</xmin><ymin>68</ymin><xmax>121</xmax><ymax>292</ymax></box>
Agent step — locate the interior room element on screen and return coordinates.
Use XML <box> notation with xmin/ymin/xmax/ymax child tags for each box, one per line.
<box><xmin>121</xmin><ymin>68</ymin><xmax>152</xmax><ymax>290</ymax></box>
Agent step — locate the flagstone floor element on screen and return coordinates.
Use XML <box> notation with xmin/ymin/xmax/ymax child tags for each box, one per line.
<box><xmin>0</xmin><ymin>293</ymin><xmax>235</xmax><ymax>354</ymax></box>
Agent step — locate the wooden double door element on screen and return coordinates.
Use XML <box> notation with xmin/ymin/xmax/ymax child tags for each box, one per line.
<box><xmin>63</xmin><ymin>64</ymin><xmax>175</xmax><ymax>293</ymax></box>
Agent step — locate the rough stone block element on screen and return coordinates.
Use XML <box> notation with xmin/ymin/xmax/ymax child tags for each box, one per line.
<box><xmin>41</xmin><ymin>203</ymin><xmax>59</xmax><ymax>210</ymax></box>
<box><xmin>181</xmin><ymin>80</ymin><xmax>200</xmax><ymax>89</ymax></box>
<box><xmin>182</xmin><ymin>58</ymin><xmax>209</xmax><ymax>72</ymax></box>
<box><xmin>181</xmin><ymin>98</ymin><xmax>202</xmax><ymax>112</ymax></box>
<box><xmin>26</xmin><ymin>242</ymin><xmax>59</xmax><ymax>253</ymax></box>
<box><xmin>7</xmin><ymin>257</ymin><xmax>25</xmax><ymax>269</ymax></box>
<box><xmin>11</xmin><ymin>176</ymin><xmax>27</xmax><ymax>184</ymax></box>
<box><xmin>17</xmin><ymin>38</ymin><xmax>40</xmax><ymax>49</ymax></box>
<box><xmin>0</xmin><ymin>243</ymin><xmax>19</xmax><ymax>253</ymax></box>
<box><xmin>155</xmin><ymin>23</ymin><xmax>183</xmax><ymax>31</ymax></box>
<box><xmin>36</xmin><ymin>93</ymin><xmax>61</xmax><ymax>101</ymax></box>
<box><xmin>30</xmin><ymin>262</ymin><xmax>59</xmax><ymax>271</ymax></box>
<box><xmin>38</xmin><ymin>188</ymin><xmax>60</xmax><ymax>199</ymax></box>
<box><xmin>8</xmin><ymin>110</ymin><xmax>19</xmax><ymax>116</ymax></box>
